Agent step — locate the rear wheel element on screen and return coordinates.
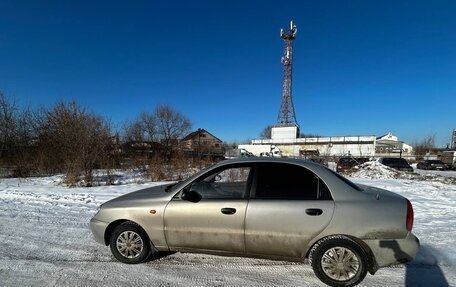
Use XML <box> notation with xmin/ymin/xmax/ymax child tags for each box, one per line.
<box><xmin>109</xmin><ymin>222</ymin><xmax>152</xmax><ymax>264</ymax></box>
<box><xmin>310</xmin><ymin>235</ymin><xmax>367</xmax><ymax>287</ymax></box>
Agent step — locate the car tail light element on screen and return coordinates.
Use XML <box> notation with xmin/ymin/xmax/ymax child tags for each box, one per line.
<box><xmin>406</xmin><ymin>199</ymin><xmax>414</xmax><ymax>231</ymax></box>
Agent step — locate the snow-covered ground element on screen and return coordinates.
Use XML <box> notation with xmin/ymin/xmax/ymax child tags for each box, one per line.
<box><xmin>0</xmin><ymin>166</ymin><xmax>455</xmax><ymax>287</ymax></box>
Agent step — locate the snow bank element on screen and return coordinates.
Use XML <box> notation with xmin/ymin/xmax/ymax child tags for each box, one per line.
<box><xmin>348</xmin><ymin>161</ymin><xmax>456</xmax><ymax>185</ymax></box>
<box><xmin>348</xmin><ymin>161</ymin><xmax>403</xmax><ymax>179</ymax></box>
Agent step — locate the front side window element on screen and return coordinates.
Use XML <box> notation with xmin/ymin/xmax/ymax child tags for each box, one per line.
<box><xmin>190</xmin><ymin>166</ymin><xmax>251</xmax><ymax>199</ymax></box>
<box><xmin>252</xmin><ymin>163</ymin><xmax>331</xmax><ymax>200</ymax></box>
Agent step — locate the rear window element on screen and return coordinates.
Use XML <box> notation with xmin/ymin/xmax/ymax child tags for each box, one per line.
<box><xmin>330</xmin><ymin>169</ymin><xmax>363</xmax><ymax>191</ymax></box>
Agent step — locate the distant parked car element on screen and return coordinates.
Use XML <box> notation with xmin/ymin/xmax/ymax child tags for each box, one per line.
<box><xmin>91</xmin><ymin>158</ymin><xmax>419</xmax><ymax>287</ymax></box>
<box><xmin>336</xmin><ymin>157</ymin><xmax>369</xmax><ymax>172</ymax></box>
<box><xmin>307</xmin><ymin>157</ymin><xmax>327</xmax><ymax>166</ymax></box>
<box><xmin>379</xmin><ymin>157</ymin><xmax>413</xmax><ymax>172</ymax></box>
<box><xmin>417</xmin><ymin>160</ymin><xmax>446</xmax><ymax>170</ymax></box>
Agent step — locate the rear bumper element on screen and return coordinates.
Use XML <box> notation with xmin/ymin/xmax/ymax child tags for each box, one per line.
<box><xmin>90</xmin><ymin>218</ymin><xmax>109</xmax><ymax>245</ymax></box>
<box><xmin>365</xmin><ymin>232</ymin><xmax>420</xmax><ymax>273</ymax></box>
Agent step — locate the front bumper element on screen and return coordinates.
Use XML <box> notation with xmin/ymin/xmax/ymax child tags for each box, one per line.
<box><xmin>90</xmin><ymin>217</ymin><xmax>109</xmax><ymax>245</ymax></box>
<box><xmin>365</xmin><ymin>232</ymin><xmax>420</xmax><ymax>273</ymax></box>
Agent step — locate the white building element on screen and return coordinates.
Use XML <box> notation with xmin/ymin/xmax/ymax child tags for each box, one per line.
<box><xmin>375</xmin><ymin>132</ymin><xmax>413</xmax><ymax>156</ymax></box>
<box><xmin>239</xmin><ymin>127</ymin><xmax>412</xmax><ymax>158</ymax></box>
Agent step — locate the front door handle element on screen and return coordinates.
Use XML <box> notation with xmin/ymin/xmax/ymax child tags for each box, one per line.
<box><xmin>305</xmin><ymin>208</ymin><xmax>323</xmax><ymax>216</ymax></box>
<box><xmin>221</xmin><ymin>208</ymin><xmax>236</xmax><ymax>215</ymax></box>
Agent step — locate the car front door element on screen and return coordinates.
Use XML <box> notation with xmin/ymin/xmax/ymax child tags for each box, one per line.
<box><xmin>245</xmin><ymin>163</ymin><xmax>335</xmax><ymax>258</ymax></box>
<box><xmin>164</xmin><ymin>165</ymin><xmax>252</xmax><ymax>253</ymax></box>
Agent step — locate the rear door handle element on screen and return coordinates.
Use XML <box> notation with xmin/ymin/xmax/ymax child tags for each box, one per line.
<box><xmin>305</xmin><ymin>208</ymin><xmax>323</xmax><ymax>216</ymax></box>
<box><xmin>221</xmin><ymin>208</ymin><xmax>236</xmax><ymax>215</ymax></box>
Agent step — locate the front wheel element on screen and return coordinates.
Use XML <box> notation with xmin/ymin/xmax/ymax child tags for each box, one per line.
<box><xmin>309</xmin><ymin>235</ymin><xmax>368</xmax><ymax>287</ymax></box>
<box><xmin>109</xmin><ymin>222</ymin><xmax>153</xmax><ymax>264</ymax></box>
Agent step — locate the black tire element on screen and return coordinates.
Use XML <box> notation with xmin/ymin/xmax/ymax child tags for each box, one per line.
<box><xmin>309</xmin><ymin>235</ymin><xmax>368</xmax><ymax>287</ymax></box>
<box><xmin>109</xmin><ymin>222</ymin><xmax>153</xmax><ymax>264</ymax></box>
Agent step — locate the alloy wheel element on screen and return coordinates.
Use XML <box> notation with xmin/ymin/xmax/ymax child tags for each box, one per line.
<box><xmin>116</xmin><ymin>231</ymin><xmax>144</xmax><ymax>259</ymax></box>
<box><xmin>320</xmin><ymin>247</ymin><xmax>360</xmax><ymax>281</ymax></box>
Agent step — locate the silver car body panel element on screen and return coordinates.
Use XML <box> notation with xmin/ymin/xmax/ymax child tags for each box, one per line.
<box><xmin>90</xmin><ymin>218</ymin><xmax>108</xmax><ymax>244</ymax></box>
<box><xmin>365</xmin><ymin>232</ymin><xmax>420</xmax><ymax>268</ymax></box>
<box><xmin>90</xmin><ymin>157</ymin><xmax>419</xmax><ymax>271</ymax></box>
<box><xmin>164</xmin><ymin>199</ymin><xmax>247</xmax><ymax>253</ymax></box>
<box><xmin>92</xmin><ymin>184</ymin><xmax>174</xmax><ymax>249</ymax></box>
<box><xmin>245</xmin><ymin>200</ymin><xmax>334</xmax><ymax>257</ymax></box>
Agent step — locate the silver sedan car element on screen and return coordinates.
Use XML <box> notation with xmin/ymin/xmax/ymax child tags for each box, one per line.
<box><xmin>90</xmin><ymin>158</ymin><xmax>419</xmax><ymax>287</ymax></box>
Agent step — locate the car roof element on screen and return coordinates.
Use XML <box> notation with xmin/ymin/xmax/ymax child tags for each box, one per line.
<box><xmin>170</xmin><ymin>157</ymin><xmax>365</xmax><ymax>201</ymax></box>
<box><xmin>214</xmin><ymin>157</ymin><xmax>324</xmax><ymax>169</ymax></box>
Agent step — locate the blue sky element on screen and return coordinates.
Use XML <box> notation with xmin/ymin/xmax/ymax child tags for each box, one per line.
<box><xmin>0</xmin><ymin>1</ymin><xmax>455</xmax><ymax>146</ymax></box>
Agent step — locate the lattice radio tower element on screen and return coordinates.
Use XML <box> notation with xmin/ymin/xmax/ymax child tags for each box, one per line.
<box><xmin>277</xmin><ymin>21</ymin><xmax>299</xmax><ymax>127</ymax></box>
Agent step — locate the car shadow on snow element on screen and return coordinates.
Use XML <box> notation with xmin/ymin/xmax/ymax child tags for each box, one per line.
<box><xmin>146</xmin><ymin>251</ymin><xmax>176</xmax><ymax>262</ymax></box>
<box><xmin>405</xmin><ymin>245</ymin><xmax>450</xmax><ymax>287</ymax></box>
<box><xmin>380</xmin><ymin>241</ymin><xmax>450</xmax><ymax>287</ymax></box>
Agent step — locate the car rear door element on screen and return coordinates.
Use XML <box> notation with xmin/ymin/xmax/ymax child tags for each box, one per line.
<box><xmin>164</xmin><ymin>165</ymin><xmax>252</xmax><ymax>253</ymax></box>
<box><xmin>245</xmin><ymin>163</ymin><xmax>335</xmax><ymax>258</ymax></box>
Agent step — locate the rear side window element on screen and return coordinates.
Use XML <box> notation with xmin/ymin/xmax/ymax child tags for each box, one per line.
<box><xmin>252</xmin><ymin>163</ymin><xmax>331</xmax><ymax>200</ymax></box>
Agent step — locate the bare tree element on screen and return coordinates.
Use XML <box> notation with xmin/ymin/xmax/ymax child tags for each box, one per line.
<box><xmin>0</xmin><ymin>93</ymin><xmax>18</xmax><ymax>162</ymax></box>
<box><xmin>121</xmin><ymin>105</ymin><xmax>192</xmax><ymax>170</ymax></box>
<box><xmin>123</xmin><ymin>120</ymin><xmax>146</xmax><ymax>142</ymax></box>
<box><xmin>154</xmin><ymin>104</ymin><xmax>191</xmax><ymax>155</ymax></box>
<box><xmin>10</xmin><ymin>107</ymin><xmax>38</xmax><ymax>176</ymax></box>
<box><xmin>260</xmin><ymin>125</ymin><xmax>273</xmax><ymax>139</ymax></box>
<box><xmin>37</xmin><ymin>101</ymin><xmax>111</xmax><ymax>185</ymax></box>
<box><xmin>413</xmin><ymin>134</ymin><xmax>436</xmax><ymax>158</ymax></box>
<box><xmin>122</xmin><ymin>111</ymin><xmax>157</xmax><ymax>143</ymax></box>
<box><xmin>139</xmin><ymin>111</ymin><xmax>157</xmax><ymax>141</ymax></box>
<box><xmin>0</xmin><ymin>95</ymin><xmax>197</xmax><ymax>180</ymax></box>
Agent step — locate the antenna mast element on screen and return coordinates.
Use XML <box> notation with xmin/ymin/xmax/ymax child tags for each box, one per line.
<box><xmin>277</xmin><ymin>21</ymin><xmax>298</xmax><ymax>127</ymax></box>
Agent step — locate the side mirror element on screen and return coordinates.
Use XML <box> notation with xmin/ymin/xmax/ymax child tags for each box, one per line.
<box><xmin>182</xmin><ymin>189</ymin><xmax>202</xmax><ymax>203</ymax></box>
